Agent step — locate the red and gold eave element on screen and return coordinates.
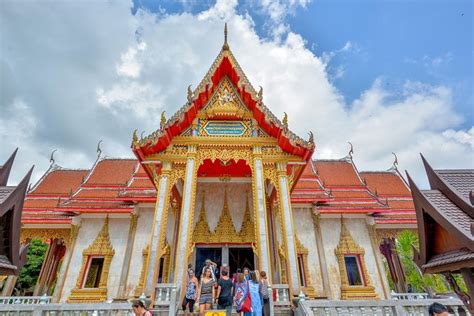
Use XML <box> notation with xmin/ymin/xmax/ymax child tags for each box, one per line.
<box><xmin>132</xmin><ymin>51</ymin><xmax>314</xmax><ymax>166</ymax></box>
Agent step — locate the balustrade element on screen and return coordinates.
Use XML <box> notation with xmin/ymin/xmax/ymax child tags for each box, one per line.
<box><xmin>299</xmin><ymin>298</ymin><xmax>471</xmax><ymax>316</ymax></box>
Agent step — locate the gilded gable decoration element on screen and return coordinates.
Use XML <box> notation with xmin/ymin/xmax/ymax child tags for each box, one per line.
<box><xmin>68</xmin><ymin>217</ymin><xmax>115</xmax><ymax>303</ymax></box>
<box><xmin>335</xmin><ymin>220</ymin><xmax>378</xmax><ymax>300</ymax></box>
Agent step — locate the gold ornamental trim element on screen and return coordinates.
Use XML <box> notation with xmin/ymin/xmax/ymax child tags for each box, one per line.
<box><xmin>335</xmin><ymin>221</ymin><xmax>378</xmax><ymax>300</ymax></box>
<box><xmin>193</xmin><ymin>190</ymin><xmax>255</xmax><ymax>245</ymax></box>
<box><xmin>295</xmin><ymin>236</ymin><xmax>316</xmax><ymax>298</ymax></box>
<box><xmin>20</xmin><ymin>228</ymin><xmax>71</xmax><ymax>247</ymax></box>
<box><xmin>68</xmin><ymin>217</ymin><xmax>115</xmax><ymax>303</ymax></box>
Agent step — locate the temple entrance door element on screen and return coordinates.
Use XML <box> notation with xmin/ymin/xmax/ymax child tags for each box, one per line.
<box><xmin>229</xmin><ymin>247</ymin><xmax>254</xmax><ymax>275</ymax></box>
<box><xmin>195</xmin><ymin>247</ymin><xmax>222</xmax><ymax>278</ymax></box>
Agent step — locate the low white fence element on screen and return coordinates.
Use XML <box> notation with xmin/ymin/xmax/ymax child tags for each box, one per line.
<box><xmin>0</xmin><ymin>296</ymin><xmax>52</xmax><ymax>305</ymax></box>
<box><xmin>273</xmin><ymin>283</ymin><xmax>291</xmax><ymax>307</ymax></box>
<box><xmin>390</xmin><ymin>292</ymin><xmax>430</xmax><ymax>300</ymax></box>
<box><xmin>153</xmin><ymin>283</ymin><xmax>178</xmax><ymax>315</ymax></box>
<box><xmin>299</xmin><ymin>299</ymin><xmax>471</xmax><ymax>316</ymax></box>
<box><xmin>0</xmin><ymin>303</ymin><xmax>133</xmax><ymax>316</ymax></box>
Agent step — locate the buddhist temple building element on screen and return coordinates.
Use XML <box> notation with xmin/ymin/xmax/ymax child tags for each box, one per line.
<box><xmin>407</xmin><ymin>155</ymin><xmax>474</xmax><ymax>312</ymax></box>
<box><xmin>10</xmin><ymin>27</ymin><xmax>420</xmax><ymax>305</ymax></box>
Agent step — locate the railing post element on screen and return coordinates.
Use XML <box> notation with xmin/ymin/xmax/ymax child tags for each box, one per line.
<box><xmin>268</xmin><ymin>284</ymin><xmax>274</xmax><ymax>316</ymax></box>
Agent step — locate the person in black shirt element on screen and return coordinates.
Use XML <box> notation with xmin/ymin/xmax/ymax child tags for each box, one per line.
<box><xmin>216</xmin><ymin>267</ymin><xmax>233</xmax><ymax>316</ymax></box>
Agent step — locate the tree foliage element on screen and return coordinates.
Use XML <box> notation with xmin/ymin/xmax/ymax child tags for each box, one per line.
<box><xmin>14</xmin><ymin>239</ymin><xmax>48</xmax><ymax>295</ymax></box>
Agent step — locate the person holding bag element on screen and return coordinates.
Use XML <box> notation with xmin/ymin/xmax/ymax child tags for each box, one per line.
<box><xmin>234</xmin><ymin>273</ymin><xmax>252</xmax><ymax>315</ymax></box>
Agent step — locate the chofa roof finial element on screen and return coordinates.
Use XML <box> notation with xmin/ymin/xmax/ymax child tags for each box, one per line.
<box><xmin>223</xmin><ymin>22</ymin><xmax>229</xmax><ymax>50</ymax></box>
<box><xmin>392</xmin><ymin>152</ymin><xmax>399</xmax><ymax>169</ymax></box>
<box><xmin>49</xmin><ymin>149</ymin><xmax>57</xmax><ymax>166</ymax></box>
<box><xmin>97</xmin><ymin>140</ymin><xmax>103</xmax><ymax>157</ymax></box>
<box><xmin>347</xmin><ymin>141</ymin><xmax>354</xmax><ymax>159</ymax></box>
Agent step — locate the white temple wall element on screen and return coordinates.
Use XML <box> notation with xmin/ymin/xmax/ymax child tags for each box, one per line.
<box><xmin>319</xmin><ymin>217</ymin><xmax>386</xmax><ymax>299</ymax></box>
<box><xmin>193</xmin><ymin>181</ymin><xmax>252</xmax><ymax>232</ymax></box>
<box><xmin>293</xmin><ymin>207</ymin><xmax>323</xmax><ymax>296</ymax></box>
<box><xmin>128</xmin><ymin>205</ymin><xmax>154</xmax><ymax>297</ymax></box>
<box><xmin>60</xmin><ymin>216</ymin><xmax>130</xmax><ymax>302</ymax></box>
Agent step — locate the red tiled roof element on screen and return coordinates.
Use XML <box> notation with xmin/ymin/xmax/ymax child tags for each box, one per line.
<box><xmin>361</xmin><ymin>172</ymin><xmax>410</xmax><ymax>196</ymax></box>
<box><xmin>24</xmin><ymin>199</ymin><xmax>60</xmax><ymax>209</ymax></box>
<box><xmin>73</xmin><ymin>189</ymin><xmax>120</xmax><ymax>199</ymax></box>
<box><xmin>387</xmin><ymin>200</ymin><xmax>415</xmax><ymax>209</ymax></box>
<box><xmin>30</xmin><ymin>169</ymin><xmax>89</xmax><ymax>196</ymax></box>
<box><xmin>314</xmin><ymin>160</ymin><xmax>364</xmax><ymax>187</ymax></box>
<box><xmin>86</xmin><ymin>159</ymin><xmax>137</xmax><ymax>186</ymax></box>
<box><xmin>129</xmin><ymin>178</ymin><xmax>154</xmax><ymax>188</ymax></box>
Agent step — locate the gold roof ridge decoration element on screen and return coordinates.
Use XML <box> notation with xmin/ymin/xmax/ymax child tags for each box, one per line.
<box><xmin>133</xmin><ymin>23</ymin><xmax>315</xmax><ymax>151</ymax></box>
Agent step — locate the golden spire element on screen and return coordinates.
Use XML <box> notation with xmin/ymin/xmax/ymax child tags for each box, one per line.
<box><xmin>223</xmin><ymin>22</ymin><xmax>229</xmax><ymax>50</ymax></box>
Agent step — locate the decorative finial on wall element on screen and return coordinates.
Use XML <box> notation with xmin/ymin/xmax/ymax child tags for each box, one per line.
<box><xmin>223</xmin><ymin>22</ymin><xmax>229</xmax><ymax>50</ymax></box>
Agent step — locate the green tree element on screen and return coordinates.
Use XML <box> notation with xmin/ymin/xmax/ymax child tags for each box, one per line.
<box><xmin>14</xmin><ymin>239</ymin><xmax>48</xmax><ymax>295</ymax></box>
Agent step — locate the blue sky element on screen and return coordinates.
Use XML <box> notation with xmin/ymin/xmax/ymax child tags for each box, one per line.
<box><xmin>134</xmin><ymin>0</ymin><xmax>473</xmax><ymax>127</ymax></box>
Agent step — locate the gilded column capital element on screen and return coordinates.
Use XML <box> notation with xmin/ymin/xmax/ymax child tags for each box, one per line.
<box><xmin>187</xmin><ymin>145</ymin><xmax>198</xmax><ymax>156</ymax></box>
<box><xmin>276</xmin><ymin>161</ymin><xmax>287</xmax><ymax>176</ymax></box>
<box><xmin>252</xmin><ymin>146</ymin><xmax>262</xmax><ymax>156</ymax></box>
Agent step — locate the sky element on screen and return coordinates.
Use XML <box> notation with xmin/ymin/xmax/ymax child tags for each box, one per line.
<box><xmin>1</xmin><ymin>0</ymin><xmax>472</xmax><ymax>188</ymax></box>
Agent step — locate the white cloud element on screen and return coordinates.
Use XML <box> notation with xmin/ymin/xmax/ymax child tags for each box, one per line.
<box><xmin>1</xmin><ymin>0</ymin><xmax>472</xmax><ymax>189</ymax></box>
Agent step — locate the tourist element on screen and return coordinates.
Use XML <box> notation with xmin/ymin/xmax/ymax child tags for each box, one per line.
<box><xmin>182</xmin><ymin>269</ymin><xmax>199</xmax><ymax>315</ymax></box>
<box><xmin>428</xmin><ymin>303</ymin><xmax>449</xmax><ymax>316</ymax></box>
<box><xmin>243</xmin><ymin>267</ymin><xmax>250</xmax><ymax>281</ymax></box>
<box><xmin>234</xmin><ymin>273</ymin><xmax>249</xmax><ymax>315</ymax></box>
<box><xmin>131</xmin><ymin>300</ymin><xmax>152</xmax><ymax>316</ymax></box>
<box><xmin>197</xmin><ymin>267</ymin><xmax>215</xmax><ymax>316</ymax></box>
<box><xmin>216</xmin><ymin>267</ymin><xmax>233</xmax><ymax>316</ymax></box>
<box><xmin>202</xmin><ymin>259</ymin><xmax>218</xmax><ymax>280</ymax></box>
<box><xmin>248</xmin><ymin>271</ymin><xmax>263</xmax><ymax>316</ymax></box>
<box><xmin>259</xmin><ymin>271</ymin><xmax>270</xmax><ymax>316</ymax></box>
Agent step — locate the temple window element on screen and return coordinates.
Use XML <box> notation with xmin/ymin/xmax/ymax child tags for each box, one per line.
<box><xmin>83</xmin><ymin>257</ymin><xmax>104</xmax><ymax>288</ymax></box>
<box><xmin>335</xmin><ymin>222</ymin><xmax>378</xmax><ymax>299</ymax></box>
<box><xmin>68</xmin><ymin>217</ymin><xmax>115</xmax><ymax>303</ymax></box>
<box><xmin>344</xmin><ymin>255</ymin><xmax>363</xmax><ymax>286</ymax></box>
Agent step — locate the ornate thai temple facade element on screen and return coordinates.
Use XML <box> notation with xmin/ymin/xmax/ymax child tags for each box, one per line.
<box><xmin>14</xmin><ymin>29</ymin><xmax>418</xmax><ymax>305</ymax></box>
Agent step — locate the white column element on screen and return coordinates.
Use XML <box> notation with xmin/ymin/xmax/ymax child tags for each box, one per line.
<box><xmin>174</xmin><ymin>146</ymin><xmax>198</xmax><ymax>290</ymax></box>
<box><xmin>145</xmin><ymin>163</ymin><xmax>172</xmax><ymax>296</ymax></box>
<box><xmin>252</xmin><ymin>147</ymin><xmax>271</xmax><ymax>279</ymax></box>
<box><xmin>277</xmin><ymin>162</ymin><xmax>300</xmax><ymax>294</ymax></box>
<box><xmin>52</xmin><ymin>220</ymin><xmax>81</xmax><ymax>303</ymax></box>
<box><xmin>116</xmin><ymin>212</ymin><xmax>139</xmax><ymax>299</ymax></box>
